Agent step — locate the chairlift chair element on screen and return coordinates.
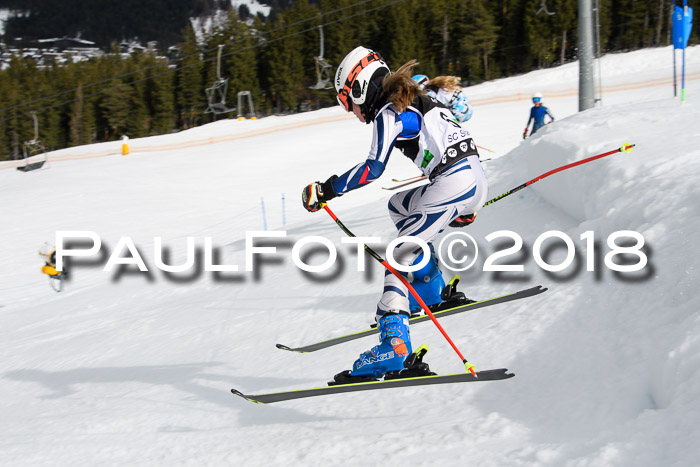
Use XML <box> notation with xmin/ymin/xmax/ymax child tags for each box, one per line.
<box><xmin>16</xmin><ymin>112</ymin><xmax>48</xmax><ymax>172</ymax></box>
<box><xmin>237</xmin><ymin>91</ymin><xmax>256</xmax><ymax>119</ymax></box>
<box><xmin>309</xmin><ymin>26</ymin><xmax>333</xmax><ymax>90</ymax></box>
<box><xmin>205</xmin><ymin>45</ymin><xmax>237</xmax><ymax>115</ymax></box>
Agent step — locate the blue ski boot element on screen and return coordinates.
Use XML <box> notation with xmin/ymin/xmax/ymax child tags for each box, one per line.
<box><xmin>408</xmin><ymin>250</ymin><xmax>445</xmax><ymax>316</ymax></box>
<box><xmin>334</xmin><ymin>313</ymin><xmax>412</xmax><ymax>382</ymax></box>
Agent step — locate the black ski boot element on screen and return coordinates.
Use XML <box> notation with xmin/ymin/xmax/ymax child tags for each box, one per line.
<box><xmin>384</xmin><ymin>345</ymin><xmax>437</xmax><ymax>380</ymax></box>
<box><xmin>329</xmin><ymin>370</ymin><xmax>380</xmax><ymax>386</ymax></box>
<box><xmin>428</xmin><ymin>276</ymin><xmax>475</xmax><ymax>313</ymax></box>
<box><xmin>409</xmin><ymin>276</ymin><xmax>476</xmax><ymax>317</ymax></box>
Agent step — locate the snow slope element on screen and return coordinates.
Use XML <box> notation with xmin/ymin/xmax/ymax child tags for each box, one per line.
<box><xmin>1</xmin><ymin>46</ymin><xmax>699</xmax><ymax>466</ymax></box>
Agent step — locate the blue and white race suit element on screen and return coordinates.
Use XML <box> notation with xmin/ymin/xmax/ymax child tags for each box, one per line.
<box><xmin>331</xmin><ymin>95</ymin><xmax>488</xmax><ymax>316</ymax></box>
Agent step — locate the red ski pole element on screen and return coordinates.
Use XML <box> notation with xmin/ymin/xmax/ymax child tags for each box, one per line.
<box><xmin>322</xmin><ymin>203</ymin><xmax>478</xmax><ymax>376</ymax></box>
<box><xmin>484</xmin><ymin>143</ymin><xmax>635</xmax><ymax>207</ymax></box>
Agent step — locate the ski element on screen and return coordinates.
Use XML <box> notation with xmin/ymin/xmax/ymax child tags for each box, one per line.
<box><xmin>382</xmin><ymin>176</ymin><xmax>427</xmax><ymax>190</ymax></box>
<box><xmin>392</xmin><ymin>175</ymin><xmax>426</xmax><ymax>183</ymax></box>
<box><xmin>231</xmin><ymin>368</ymin><xmax>514</xmax><ymax>404</ymax></box>
<box><xmin>383</xmin><ymin>157</ymin><xmax>492</xmax><ymax>191</ymax></box>
<box><xmin>276</xmin><ymin>285</ymin><xmax>547</xmax><ymax>353</ymax></box>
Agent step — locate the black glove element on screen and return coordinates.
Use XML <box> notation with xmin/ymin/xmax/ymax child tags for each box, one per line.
<box><xmin>449</xmin><ymin>212</ymin><xmax>477</xmax><ymax>228</ymax></box>
<box><xmin>302</xmin><ymin>175</ymin><xmax>339</xmax><ymax>212</ymax></box>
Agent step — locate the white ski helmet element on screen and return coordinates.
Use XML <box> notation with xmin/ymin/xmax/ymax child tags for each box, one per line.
<box><xmin>38</xmin><ymin>241</ymin><xmax>56</xmax><ymax>265</ymax></box>
<box><xmin>335</xmin><ymin>46</ymin><xmax>389</xmax><ymax>115</ymax></box>
<box><xmin>532</xmin><ymin>92</ymin><xmax>543</xmax><ymax>103</ymax></box>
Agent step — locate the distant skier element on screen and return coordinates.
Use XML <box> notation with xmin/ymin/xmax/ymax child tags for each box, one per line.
<box><xmin>523</xmin><ymin>92</ymin><xmax>554</xmax><ymax>139</ymax></box>
<box><xmin>411</xmin><ymin>74</ymin><xmax>473</xmax><ymax>123</ymax></box>
<box><xmin>301</xmin><ymin>46</ymin><xmax>488</xmax><ymax>382</ymax></box>
<box><xmin>38</xmin><ymin>242</ymin><xmax>67</xmax><ymax>289</ymax></box>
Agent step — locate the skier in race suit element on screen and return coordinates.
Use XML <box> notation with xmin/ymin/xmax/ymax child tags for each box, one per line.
<box><xmin>523</xmin><ymin>92</ymin><xmax>555</xmax><ymax>138</ymax></box>
<box><xmin>301</xmin><ymin>46</ymin><xmax>488</xmax><ymax>379</ymax></box>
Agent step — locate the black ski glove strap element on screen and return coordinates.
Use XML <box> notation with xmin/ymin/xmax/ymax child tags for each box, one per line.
<box><xmin>320</xmin><ymin>175</ymin><xmax>340</xmax><ymax>202</ymax></box>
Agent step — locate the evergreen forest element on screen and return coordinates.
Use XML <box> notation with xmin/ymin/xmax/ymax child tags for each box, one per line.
<box><xmin>0</xmin><ymin>0</ymin><xmax>696</xmax><ymax>160</ymax></box>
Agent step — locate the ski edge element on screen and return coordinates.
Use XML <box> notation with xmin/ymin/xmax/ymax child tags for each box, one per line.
<box><xmin>230</xmin><ymin>368</ymin><xmax>514</xmax><ymax>404</ymax></box>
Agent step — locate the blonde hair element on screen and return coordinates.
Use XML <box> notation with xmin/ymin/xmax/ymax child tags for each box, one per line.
<box><xmin>426</xmin><ymin>75</ymin><xmax>462</xmax><ymax>92</ymax></box>
<box><xmin>382</xmin><ymin>59</ymin><xmax>424</xmax><ymax>112</ymax></box>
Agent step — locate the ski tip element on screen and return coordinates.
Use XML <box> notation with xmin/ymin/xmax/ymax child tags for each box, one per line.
<box><xmin>275</xmin><ymin>343</ymin><xmax>304</xmax><ymax>353</ymax></box>
<box><xmin>230</xmin><ymin>388</ymin><xmax>265</xmax><ymax>404</ymax></box>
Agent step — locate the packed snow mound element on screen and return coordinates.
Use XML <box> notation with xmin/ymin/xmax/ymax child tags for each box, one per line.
<box><xmin>470</xmin><ymin>98</ymin><xmax>700</xmax><ymax>467</ymax></box>
<box><xmin>507</xmin><ymin>99</ymin><xmax>700</xmax><ymax>229</ymax></box>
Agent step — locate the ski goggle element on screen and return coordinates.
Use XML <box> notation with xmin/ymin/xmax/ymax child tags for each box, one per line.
<box><xmin>336</xmin><ymin>52</ymin><xmax>382</xmax><ymax>112</ymax></box>
<box><xmin>532</xmin><ymin>97</ymin><xmax>542</xmax><ymax>103</ymax></box>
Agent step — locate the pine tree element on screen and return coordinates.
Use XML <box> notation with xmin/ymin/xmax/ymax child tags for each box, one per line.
<box><xmin>387</xmin><ymin>0</ymin><xmax>421</xmax><ymax>66</ymax></box>
<box><xmin>221</xmin><ymin>11</ymin><xmax>261</xmax><ymax>117</ymax></box>
<box><xmin>175</xmin><ymin>24</ymin><xmax>204</xmax><ymax>128</ymax></box>
<box><xmin>100</xmin><ymin>79</ymin><xmax>135</xmax><ymax>139</ymax></box>
<box><xmin>551</xmin><ymin>0</ymin><xmax>577</xmax><ymax>65</ymax></box>
<box><xmin>523</xmin><ymin>0</ymin><xmax>554</xmax><ymax>70</ymax></box>
<box><xmin>70</xmin><ymin>84</ymin><xmax>85</xmax><ymax>146</ymax></box>
<box><xmin>148</xmin><ymin>58</ymin><xmax>176</xmax><ymax>134</ymax></box>
<box><xmin>320</xmin><ymin>0</ymin><xmax>361</xmax><ymax>68</ymax></box>
<box><xmin>261</xmin><ymin>11</ymin><xmax>307</xmax><ymax>111</ymax></box>
<box><xmin>460</xmin><ymin>0</ymin><xmax>500</xmax><ymax>81</ymax></box>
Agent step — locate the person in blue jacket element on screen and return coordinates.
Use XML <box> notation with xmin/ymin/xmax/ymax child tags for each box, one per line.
<box><xmin>523</xmin><ymin>92</ymin><xmax>554</xmax><ymax>139</ymax></box>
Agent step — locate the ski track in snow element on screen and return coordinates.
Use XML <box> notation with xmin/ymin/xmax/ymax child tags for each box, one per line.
<box><xmin>1</xmin><ymin>45</ymin><xmax>699</xmax><ymax>466</ymax></box>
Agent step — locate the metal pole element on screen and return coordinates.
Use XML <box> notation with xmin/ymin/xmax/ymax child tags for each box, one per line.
<box><xmin>593</xmin><ymin>0</ymin><xmax>603</xmax><ymax>105</ymax></box>
<box><xmin>318</xmin><ymin>25</ymin><xmax>325</xmax><ymax>58</ymax></box>
<box><xmin>578</xmin><ymin>0</ymin><xmax>595</xmax><ymax>111</ymax></box>
<box><xmin>673</xmin><ymin>45</ymin><xmax>678</xmax><ymax>98</ymax></box>
<box><xmin>673</xmin><ymin>3</ymin><xmax>678</xmax><ymax>97</ymax></box>
<box><xmin>30</xmin><ymin>111</ymin><xmax>39</xmax><ymax>142</ymax></box>
<box><xmin>216</xmin><ymin>44</ymin><xmax>223</xmax><ymax>81</ymax></box>
<box><xmin>682</xmin><ymin>2</ymin><xmax>688</xmax><ymax>103</ymax></box>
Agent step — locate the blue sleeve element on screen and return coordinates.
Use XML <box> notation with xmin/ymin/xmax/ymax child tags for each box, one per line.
<box><xmin>546</xmin><ymin>106</ymin><xmax>555</xmax><ymax>121</ymax></box>
<box><xmin>331</xmin><ymin>109</ymin><xmax>400</xmax><ymax>195</ymax></box>
<box><xmin>527</xmin><ymin>107</ymin><xmax>535</xmax><ymax>128</ymax></box>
